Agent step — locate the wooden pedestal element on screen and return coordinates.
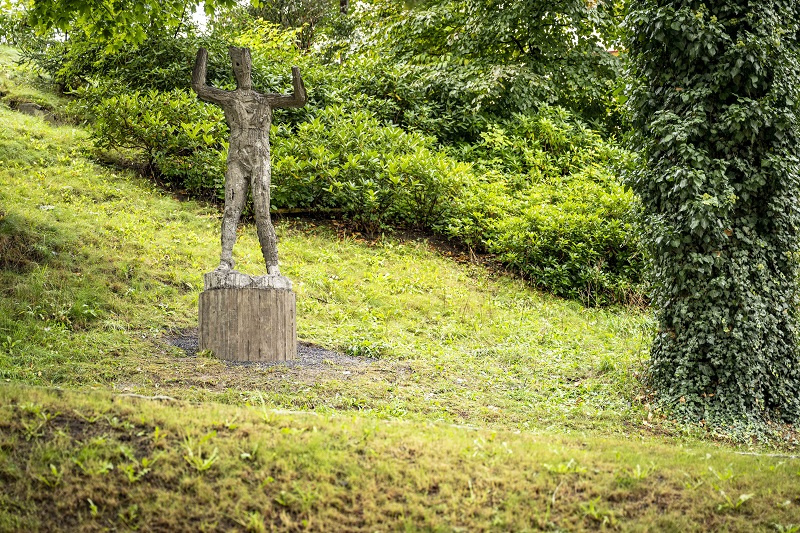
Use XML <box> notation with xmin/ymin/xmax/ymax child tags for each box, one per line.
<box><xmin>199</xmin><ymin>287</ymin><xmax>296</xmax><ymax>362</ymax></box>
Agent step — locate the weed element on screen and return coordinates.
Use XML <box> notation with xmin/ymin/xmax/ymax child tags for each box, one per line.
<box><xmin>1</xmin><ymin>335</ymin><xmax>20</xmax><ymax>354</ymax></box>
<box><xmin>152</xmin><ymin>425</ymin><xmax>167</xmax><ymax>446</ymax></box>
<box><xmin>769</xmin><ymin>461</ymin><xmax>785</xmax><ymax>472</ymax></box>
<box><xmin>709</xmin><ymin>464</ymin><xmax>736</xmax><ymax>481</ymax></box>
<box><xmin>183</xmin><ymin>431</ymin><xmax>219</xmax><ymax>472</ymax></box>
<box><xmin>73</xmin><ymin>409</ymin><xmax>102</xmax><ymax>423</ymax></box>
<box><xmin>543</xmin><ymin>458</ymin><xmax>587</xmax><ymax>475</ymax></box>
<box><xmin>215</xmin><ymin>414</ymin><xmax>239</xmax><ymax>431</ymax></box>
<box><xmin>580</xmin><ymin>496</ymin><xmax>616</xmax><ymax>526</ymax></box>
<box><xmin>118</xmin><ymin>444</ymin><xmax>137</xmax><ymax>463</ymax></box>
<box><xmin>87</xmin><ymin>499</ymin><xmax>98</xmax><ymax>518</ymax></box>
<box><xmin>682</xmin><ymin>473</ymin><xmax>704</xmax><ymax>490</ymax></box>
<box><xmin>239</xmin><ymin>443</ymin><xmax>259</xmax><ymax>462</ymax></box>
<box><xmin>234</xmin><ymin>511</ymin><xmax>267</xmax><ymax>533</ymax></box>
<box><xmin>716</xmin><ymin>491</ymin><xmax>754</xmax><ymax>512</ymax></box>
<box><xmin>774</xmin><ymin>525</ymin><xmax>800</xmax><ymax>533</ymax></box>
<box><xmin>118</xmin><ymin>504</ymin><xmax>140</xmax><ymax>528</ymax></box>
<box><xmin>627</xmin><ymin>462</ymin><xmax>656</xmax><ymax>480</ymax></box>
<box><xmin>73</xmin><ymin>458</ymin><xmax>113</xmax><ymax>476</ymax></box>
<box><xmin>617</xmin><ymin>462</ymin><xmax>656</xmax><ymax>487</ymax></box>
<box><xmin>19</xmin><ymin>402</ymin><xmax>55</xmax><ymax>421</ymax></box>
<box><xmin>106</xmin><ymin>416</ymin><xmax>134</xmax><ymax>431</ymax></box>
<box><xmin>34</xmin><ymin>463</ymin><xmax>63</xmax><ymax>487</ymax></box>
<box><xmin>21</xmin><ymin>419</ymin><xmax>45</xmax><ymax>441</ymax></box>
<box><xmin>274</xmin><ymin>485</ymin><xmax>317</xmax><ymax>514</ymax></box>
<box><xmin>121</xmin><ymin>455</ymin><xmax>158</xmax><ymax>483</ymax></box>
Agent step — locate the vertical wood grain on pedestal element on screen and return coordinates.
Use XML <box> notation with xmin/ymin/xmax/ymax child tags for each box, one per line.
<box><xmin>199</xmin><ymin>288</ymin><xmax>296</xmax><ymax>362</ymax></box>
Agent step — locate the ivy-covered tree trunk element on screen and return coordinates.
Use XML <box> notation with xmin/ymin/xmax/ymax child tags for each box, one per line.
<box><xmin>626</xmin><ymin>1</ymin><xmax>800</xmax><ymax>425</ymax></box>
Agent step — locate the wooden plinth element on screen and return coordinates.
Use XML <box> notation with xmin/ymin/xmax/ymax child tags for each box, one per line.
<box><xmin>199</xmin><ymin>288</ymin><xmax>296</xmax><ymax>362</ymax></box>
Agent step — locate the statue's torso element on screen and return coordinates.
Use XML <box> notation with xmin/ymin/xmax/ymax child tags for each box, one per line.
<box><xmin>223</xmin><ymin>90</ymin><xmax>272</xmax><ymax>141</ymax></box>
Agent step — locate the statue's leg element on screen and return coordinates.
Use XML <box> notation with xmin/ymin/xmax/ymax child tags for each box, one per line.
<box><xmin>219</xmin><ymin>161</ymin><xmax>248</xmax><ymax>271</ymax></box>
<box><xmin>251</xmin><ymin>155</ymin><xmax>280</xmax><ymax>276</ymax></box>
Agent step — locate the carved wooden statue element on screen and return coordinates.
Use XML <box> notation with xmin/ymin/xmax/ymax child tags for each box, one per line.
<box><xmin>192</xmin><ymin>46</ymin><xmax>306</xmax><ymax>276</ymax></box>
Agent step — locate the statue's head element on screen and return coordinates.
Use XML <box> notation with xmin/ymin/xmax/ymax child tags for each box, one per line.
<box><xmin>228</xmin><ymin>47</ymin><xmax>253</xmax><ymax>90</ymax></box>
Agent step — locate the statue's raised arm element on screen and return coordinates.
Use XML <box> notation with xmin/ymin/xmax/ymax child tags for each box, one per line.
<box><xmin>266</xmin><ymin>67</ymin><xmax>307</xmax><ymax>109</ymax></box>
<box><xmin>192</xmin><ymin>47</ymin><xmax>230</xmax><ymax>105</ymax></box>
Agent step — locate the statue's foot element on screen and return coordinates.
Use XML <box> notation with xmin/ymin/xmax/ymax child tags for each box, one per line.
<box><xmin>267</xmin><ymin>265</ymin><xmax>281</xmax><ymax>276</ymax></box>
<box><xmin>216</xmin><ymin>258</ymin><xmax>235</xmax><ymax>271</ymax></box>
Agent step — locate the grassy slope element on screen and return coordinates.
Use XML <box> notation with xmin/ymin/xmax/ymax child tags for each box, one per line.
<box><xmin>1</xmin><ymin>46</ymin><xmax>799</xmax><ymax>530</ymax></box>
<box><xmin>0</xmin><ymin>101</ymin><xmax>653</xmax><ymax>434</ymax></box>
<box><xmin>3</xmin><ymin>385</ymin><xmax>800</xmax><ymax>532</ymax></box>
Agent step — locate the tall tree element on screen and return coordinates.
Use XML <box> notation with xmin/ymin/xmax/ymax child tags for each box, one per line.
<box><xmin>346</xmin><ymin>0</ymin><xmax>623</xmax><ymax>140</ymax></box>
<box><xmin>25</xmin><ymin>0</ymin><xmax>235</xmax><ymax>46</ymax></box>
<box><xmin>626</xmin><ymin>0</ymin><xmax>800</xmax><ymax>425</ymax></box>
<box><xmin>249</xmin><ymin>0</ymin><xmax>337</xmax><ymax>49</ymax></box>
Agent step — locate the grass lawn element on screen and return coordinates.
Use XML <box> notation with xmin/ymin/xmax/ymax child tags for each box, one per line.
<box><xmin>1</xmin><ymin>45</ymin><xmax>799</xmax><ymax>531</ymax></box>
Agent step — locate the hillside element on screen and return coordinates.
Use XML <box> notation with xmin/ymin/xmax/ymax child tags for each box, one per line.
<box><xmin>1</xmin><ymin>48</ymin><xmax>799</xmax><ymax>531</ymax></box>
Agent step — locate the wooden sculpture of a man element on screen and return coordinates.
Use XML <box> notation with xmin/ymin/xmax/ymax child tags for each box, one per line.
<box><xmin>192</xmin><ymin>46</ymin><xmax>306</xmax><ymax>276</ymax></box>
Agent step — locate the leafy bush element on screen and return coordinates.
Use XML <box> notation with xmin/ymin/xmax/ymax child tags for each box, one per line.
<box><xmin>86</xmin><ymin>86</ymin><xmax>228</xmax><ymax>198</ymax></box>
<box><xmin>273</xmin><ymin>105</ymin><xmax>642</xmax><ymax>302</ymax></box>
<box><xmin>271</xmin><ymin>106</ymin><xmax>469</xmax><ymax>232</ymax></box>
<box><xmin>84</xmin><ymin>87</ymin><xmax>641</xmax><ymax>303</ymax></box>
<box><xmin>442</xmin><ymin>107</ymin><xmax>641</xmax><ymax>303</ymax></box>
<box><xmin>443</xmin><ymin>172</ymin><xmax>640</xmax><ymax>305</ymax></box>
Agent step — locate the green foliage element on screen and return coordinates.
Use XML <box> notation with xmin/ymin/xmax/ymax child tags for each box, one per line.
<box><xmin>443</xmin><ymin>107</ymin><xmax>642</xmax><ymax>303</ymax></box>
<box><xmin>271</xmin><ymin>106</ymin><xmax>468</xmax><ymax>232</ymax></box>
<box><xmin>273</xmin><ymin>105</ymin><xmax>640</xmax><ymax>301</ymax></box>
<box><xmin>325</xmin><ymin>0</ymin><xmax>625</xmax><ymax>140</ymax></box>
<box><xmin>84</xmin><ymin>86</ymin><xmax>228</xmax><ymax>198</ymax></box>
<box><xmin>626</xmin><ymin>1</ymin><xmax>800</xmax><ymax>424</ymax></box>
<box><xmin>249</xmin><ymin>0</ymin><xmax>339</xmax><ymax>50</ymax></box>
<box><xmin>25</xmin><ymin>0</ymin><xmax>235</xmax><ymax>48</ymax></box>
<box><xmin>15</xmin><ymin>16</ymin><xmax>236</xmax><ymax>92</ymax></box>
<box><xmin>0</xmin><ymin>4</ymin><xmax>27</xmax><ymax>46</ymax></box>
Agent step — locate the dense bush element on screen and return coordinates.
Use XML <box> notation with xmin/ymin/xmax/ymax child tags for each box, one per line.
<box><xmin>271</xmin><ymin>106</ymin><xmax>469</xmax><ymax>232</ymax></box>
<box><xmin>84</xmin><ymin>91</ymin><xmax>640</xmax><ymax>303</ymax></box>
<box><xmin>442</xmin><ymin>172</ymin><xmax>640</xmax><ymax>305</ymax></box>
<box><xmin>442</xmin><ymin>107</ymin><xmax>641</xmax><ymax>303</ymax></box>
<box><xmin>85</xmin><ymin>86</ymin><xmax>228</xmax><ymax>197</ymax></box>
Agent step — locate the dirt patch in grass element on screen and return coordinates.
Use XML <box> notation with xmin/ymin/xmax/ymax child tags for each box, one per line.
<box><xmin>164</xmin><ymin>327</ymin><xmax>372</xmax><ymax>371</ymax></box>
<box><xmin>153</xmin><ymin>328</ymin><xmax>382</xmax><ymax>400</ymax></box>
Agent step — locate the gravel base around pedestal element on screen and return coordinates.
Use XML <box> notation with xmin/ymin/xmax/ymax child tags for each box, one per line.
<box><xmin>164</xmin><ymin>328</ymin><xmax>373</xmax><ymax>369</ymax></box>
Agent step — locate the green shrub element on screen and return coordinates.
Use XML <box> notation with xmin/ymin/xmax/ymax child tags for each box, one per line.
<box><xmin>86</xmin><ymin>86</ymin><xmax>228</xmax><ymax>199</ymax></box>
<box><xmin>443</xmin><ymin>107</ymin><xmax>642</xmax><ymax>304</ymax></box>
<box><xmin>85</xmin><ymin>84</ymin><xmax>640</xmax><ymax>304</ymax></box>
<box><xmin>452</xmin><ymin>106</ymin><xmax>625</xmax><ymax>178</ymax></box>
<box><xmin>443</xmin><ymin>169</ymin><xmax>641</xmax><ymax>305</ymax></box>
<box><xmin>271</xmin><ymin>106</ymin><xmax>469</xmax><ymax>232</ymax></box>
